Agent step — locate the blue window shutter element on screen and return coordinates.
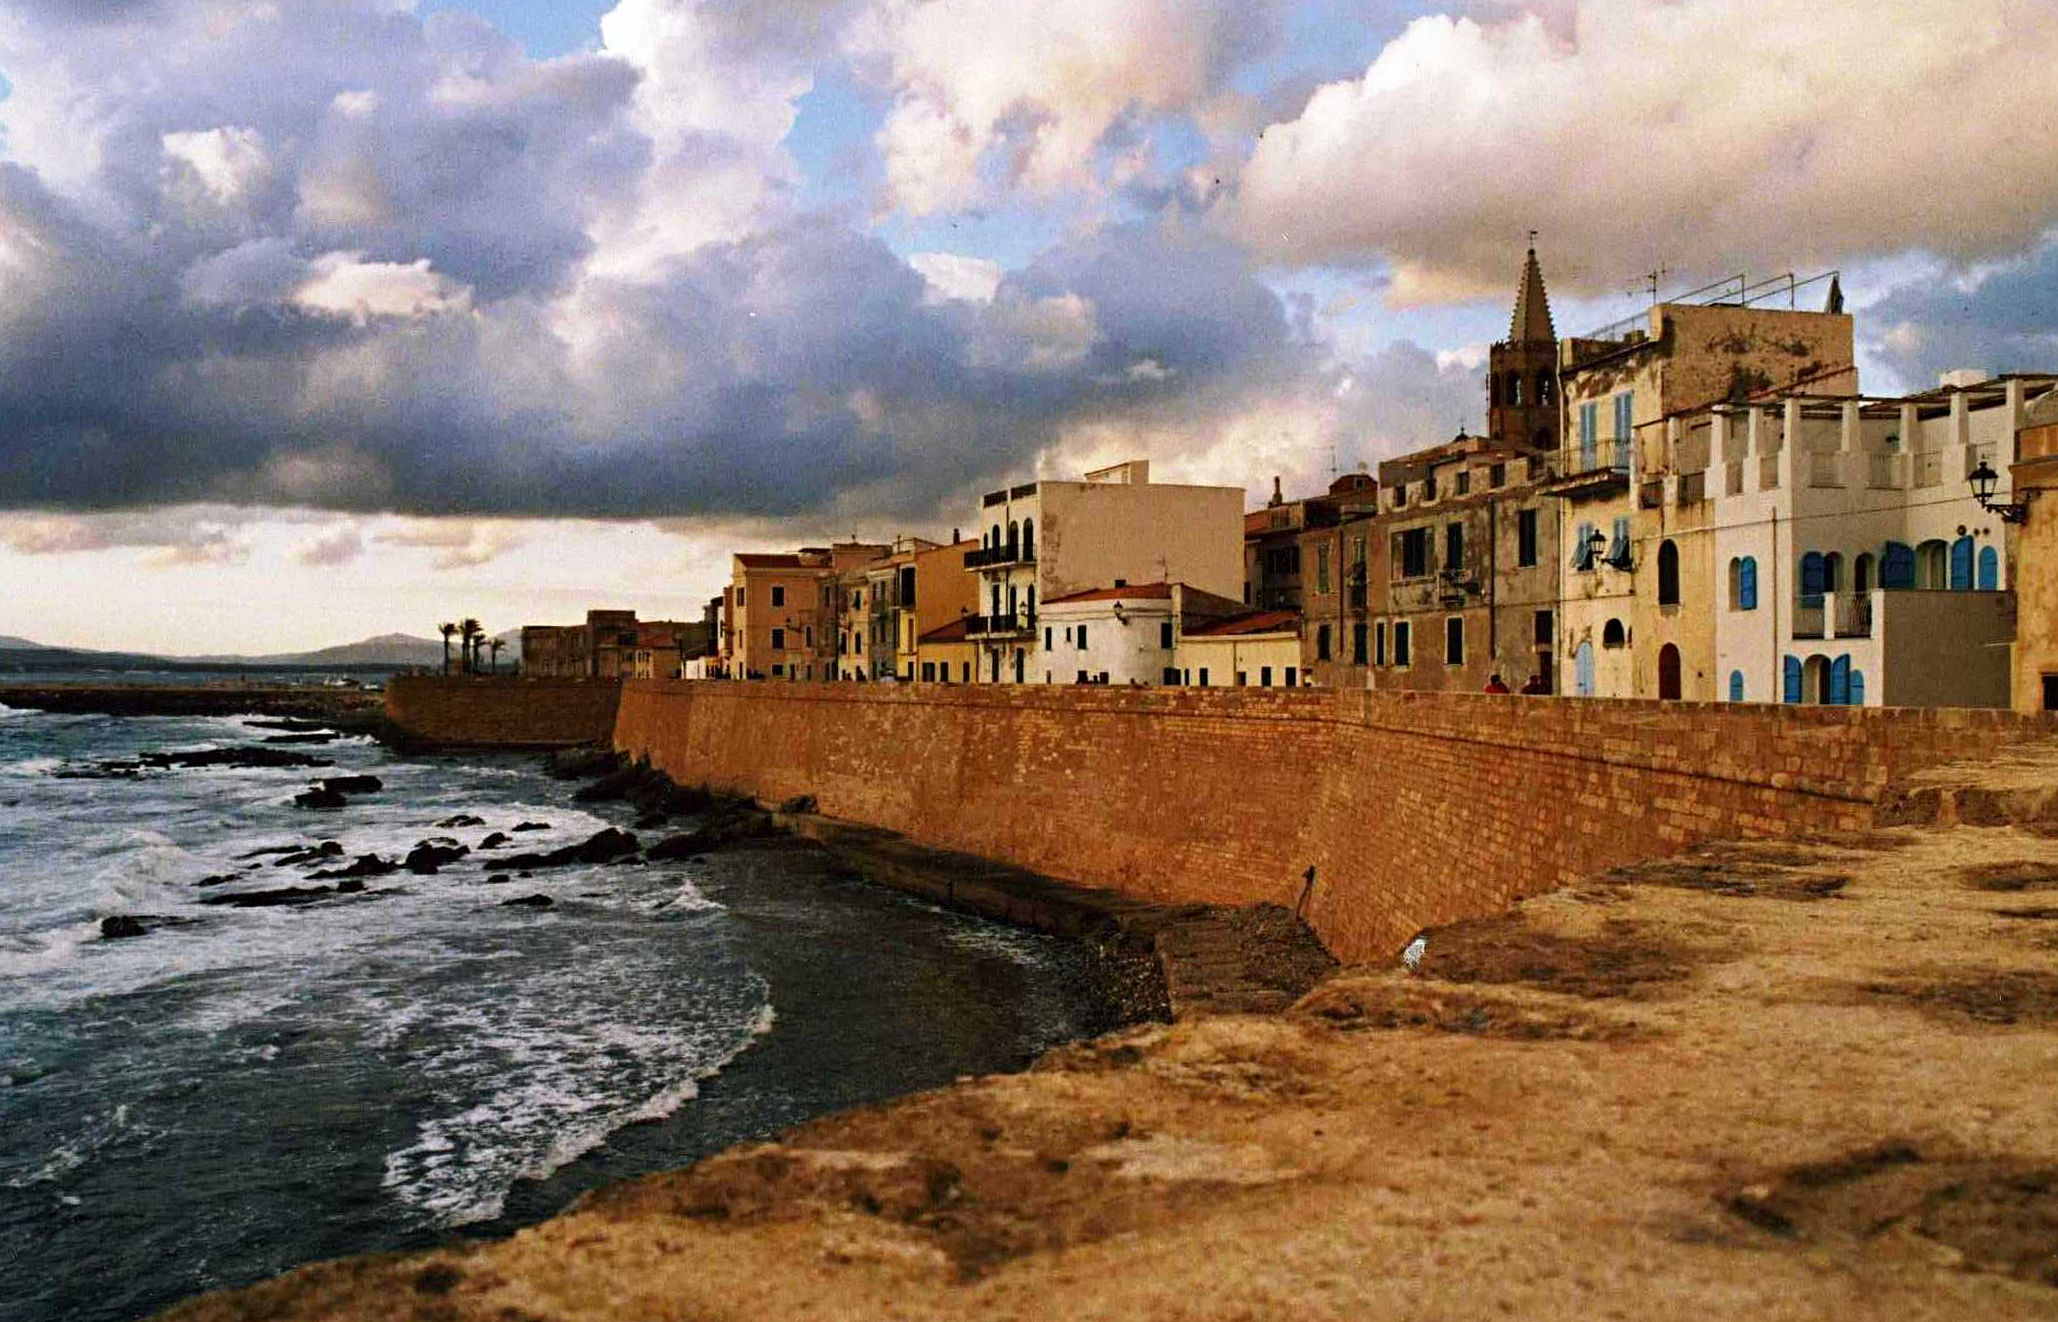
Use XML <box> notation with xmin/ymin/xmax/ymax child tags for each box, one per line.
<box><xmin>1575</xmin><ymin>642</ymin><xmax>1595</xmax><ymax>697</ymax></box>
<box><xmin>1977</xmin><ymin>546</ymin><xmax>1999</xmax><ymax>591</ymax></box>
<box><xmin>1572</xmin><ymin>521</ymin><xmax>1592</xmax><ymax>569</ymax></box>
<box><xmin>1782</xmin><ymin>655</ymin><xmax>1802</xmax><ymax>704</ymax></box>
<box><xmin>1799</xmin><ymin>551</ymin><xmax>1825</xmax><ymax>604</ymax></box>
<box><xmin>1579</xmin><ymin>403</ymin><xmax>1596</xmax><ymax>467</ymax></box>
<box><xmin>1882</xmin><ymin>541</ymin><xmax>1915</xmax><ymax>589</ymax></box>
<box><xmin>1829</xmin><ymin>655</ymin><xmax>1851</xmax><ymax>705</ymax></box>
<box><xmin>1740</xmin><ymin>557</ymin><xmax>1758</xmax><ymax>611</ymax></box>
<box><xmin>1729</xmin><ymin>670</ymin><xmax>1744</xmax><ymax>702</ymax></box>
<box><xmin>1849</xmin><ymin>669</ymin><xmax>1865</xmax><ymax>706</ymax></box>
<box><xmin>1610</xmin><ymin>516</ymin><xmax>1629</xmax><ymax>566</ymax></box>
<box><xmin>1950</xmin><ymin>536</ymin><xmax>1975</xmax><ymax>590</ymax></box>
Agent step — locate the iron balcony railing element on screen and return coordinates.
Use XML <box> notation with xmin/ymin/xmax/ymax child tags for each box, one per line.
<box><xmin>965</xmin><ymin>612</ymin><xmax>1035</xmax><ymax>637</ymax></box>
<box><xmin>964</xmin><ymin>545</ymin><xmax>1036</xmax><ymax>570</ymax></box>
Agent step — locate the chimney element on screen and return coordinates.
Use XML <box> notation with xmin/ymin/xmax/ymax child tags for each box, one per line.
<box><xmin>951</xmin><ymin>527</ymin><xmax>959</xmax><ymax>544</ymax></box>
<box><xmin>1268</xmin><ymin>475</ymin><xmax>1284</xmax><ymax>507</ymax></box>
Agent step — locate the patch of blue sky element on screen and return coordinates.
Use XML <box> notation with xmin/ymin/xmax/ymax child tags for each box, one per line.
<box><xmin>416</xmin><ymin>0</ymin><xmax>613</xmax><ymax>57</ymax></box>
<box><xmin>784</xmin><ymin>62</ymin><xmax>888</xmax><ymax>213</ymax></box>
<box><xmin>1226</xmin><ymin>0</ymin><xmax>1433</xmax><ymax>104</ymax></box>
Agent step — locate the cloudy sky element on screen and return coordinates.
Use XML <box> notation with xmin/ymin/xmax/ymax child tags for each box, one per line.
<box><xmin>1</xmin><ymin>0</ymin><xmax>2054</xmax><ymax>653</ymax></box>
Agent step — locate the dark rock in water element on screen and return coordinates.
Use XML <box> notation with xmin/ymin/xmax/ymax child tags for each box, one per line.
<box><xmin>776</xmin><ymin>794</ymin><xmax>817</xmax><ymax>815</ymax></box>
<box><xmin>238</xmin><ymin>844</ymin><xmax>307</xmax><ymax>859</ymax></box>
<box><xmin>500</xmin><ymin>828</ymin><xmax>640</xmax><ymax>871</ymax></box>
<box><xmin>404</xmin><ymin>840</ymin><xmax>470</xmax><ymax>874</ymax></box>
<box><xmin>66</xmin><ymin>746</ymin><xmax>334</xmax><ymax>779</ymax></box>
<box><xmin>546</xmin><ymin>747</ymin><xmax>623</xmax><ymax>780</ymax></box>
<box><xmin>199</xmin><ymin>885</ymin><xmax>339</xmax><ymax>909</ymax></box>
<box><xmin>323</xmin><ymin>774</ymin><xmax>383</xmax><ymax>795</ymax></box>
<box><xmin>437</xmin><ymin>814</ymin><xmax>486</xmax><ymax>828</ymax></box>
<box><xmin>571</xmin><ymin>766</ymin><xmax>642</xmax><ymax>803</ymax></box>
<box><xmin>501</xmin><ymin>893</ymin><xmax>554</xmax><ymax>909</ymax></box>
<box><xmin>511</xmin><ymin>821</ymin><xmax>550</xmax><ymax>832</ymax></box>
<box><xmin>100</xmin><ymin>915</ymin><xmax>148</xmax><ymax>940</ymax></box>
<box><xmin>272</xmin><ymin>841</ymin><xmax>346</xmax><ymax>867</ymax></box>
<box><xmin>646</xmin><ymin>830</ymin><xmax>715</xmax><ymax>861</ymax></box>
<box><xmin>335</xmin><ymin>879</ymin><xmax>366</xmax><ymax>895</ymax></box>
<box><xmin>477</xmin><ymin>831</ymin><xmax>510</xmax><ymax>850</ymax></box>
<box><xmin>246</xmin><ymin>717</ymin><xmax>335</xmax><ymax>733</ymax></box>
<box><xmin>310</xmin><ymin>854</ymin><xmax>398</xmax><ymax>880</ymax></box>
<box><xmin>634</xmin><ymin>811</ymin><xmax>669</xmax><ymax>830</ymax></box>
<box><xmin>263</xmin><ymin>732</ymin><xmax>341</xmax><ymax>745</ymax></box>
<box><xmin>484</xmin><ymin>873</ymin><xmax>511</xmax><ymax>885</ymax></box>
<box><xmin>293</xmin><ymin>785</ymin><xmax>346</xmax><ymax>810</ymax></box>
<box><xmin>195</xmin><ymin>873</ymin><xmax>238</xmax><ymax>887</ymax></box>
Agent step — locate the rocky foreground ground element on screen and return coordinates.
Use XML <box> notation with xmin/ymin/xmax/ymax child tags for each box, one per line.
<box><xmin>162</xmin><ymin>748</ymin><xmax>2058</xmax><ymax>1321</ymax></box>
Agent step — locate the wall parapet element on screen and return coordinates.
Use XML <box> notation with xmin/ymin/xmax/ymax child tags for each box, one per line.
<box><xmin>384</xmin><ymin>675</ymin><xmax>621</xmax><ymax>749</ymax></box>
<box><xmin>613</xmin><ymin>681</ymin><xmax>2057</xmax><ymax>962</ymax></box>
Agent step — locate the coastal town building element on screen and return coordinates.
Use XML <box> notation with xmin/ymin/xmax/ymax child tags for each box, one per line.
<box><xmin>1176</xmin><ymin>610</ymin><xmax>1306</xmax><ymax>687</ymax></box>
<box><xmin>964</xmin><ymin>460</ymin><xmax>1243</xmax><ymax>684</ymax></box>
<box><xmin>2010</xmin><ymin>389</ymin><xmax>2058</xmax><ymax>711</ymax></box>
<box><xmin>1544</xmin><ymin>275</ymin><xmax>1857</xmax><ymax>697</ymax></box>
<box><xmin>519</xmin><ymin>610</ymin><xmax>638</xmax><ymax>679</ymax></box>
<box><xmin>727</xmin><ymin>543</ymin><xmax>890</xmax><ymax>681</ymax></box>
<box><xmin>1244</xmin><ymin>477</ymin><xmax>1336</xmax><ymax>612</ymax></box>
<box><xmin>913</xmin><ymin>616</ymin><xmax>976</xmax><ymax>684</ymax></box>
<box><xmin>1035</xmin><ymin>583</ymin><xmax>1243</xmax><ymax>685</ymax></box>
<box><xmin>1295</xmin><ymin>473</ymin><xmax>1382</xmax><ymax>688</ymax></box>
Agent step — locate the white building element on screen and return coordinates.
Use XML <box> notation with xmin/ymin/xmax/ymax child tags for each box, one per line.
<box><xmin>1035</xmin><ymin>583</ymin><xmax>1244</xmax><ymax>685</ymax></box>
<box><xmin>1677</xmin><ymin>373</ymin><xmax>2053</xmax><ymax>706</ymax></box>
<box><xmin>964</xmin><ymin>460</ymin><xmax>1244</xmax><ymax>683</ymax></box>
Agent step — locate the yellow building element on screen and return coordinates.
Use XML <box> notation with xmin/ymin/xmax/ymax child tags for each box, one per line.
<box><xmin>913</xmin><ymin>616</ymin><xmax>977</xmax><ymax>685</ymax></box>
<box><xmin>1174</xmin><ymin>610</ymin><xmax>1307</xmax><ymax>688</ymax></box>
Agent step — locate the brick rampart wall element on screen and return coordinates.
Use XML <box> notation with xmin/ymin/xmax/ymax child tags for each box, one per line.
<box><xmin>384</xmin><ymin>675</ymin><xmax>621</xmax><ymax>748</ymax></box>
<box><xmin>613</xmin><ymin>682</ymin><xmax>2057</xmax><ymax>962</ymax></box>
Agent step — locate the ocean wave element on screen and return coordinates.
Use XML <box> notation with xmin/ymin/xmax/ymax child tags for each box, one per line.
<box><xmin>380</xmin><ymin>989</ymin><xmax>777</xmax><ymax>1228</ymax></box>
<box><xmin>3</xmin><ymin>1103</ymin><xmax>148</xmax><ymax>1190</ymax></box>
<box><xmin>0</xmin><ymin>923</ymin><xmax>93</xmax><ymax>980</ymax></box>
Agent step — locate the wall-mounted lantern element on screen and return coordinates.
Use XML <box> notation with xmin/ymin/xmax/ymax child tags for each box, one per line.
<box><xmin>1969</xmin><ymin>460</ymin><xmax>2029</xmax><ymax>524</ymax></box>
<box><xmin>1586</xmin><ymin>528</ymin><xmax>1609</xmax><ymax>565</ymax></box>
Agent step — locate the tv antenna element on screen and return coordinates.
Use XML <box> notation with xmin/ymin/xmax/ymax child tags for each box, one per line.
<box><xmin>1629</xmin><ymin>265</ymin><xmax>1669</xmax><ymax>308</ymax></box>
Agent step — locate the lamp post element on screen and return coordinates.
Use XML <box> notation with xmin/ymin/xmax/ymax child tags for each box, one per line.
<box><xmin>1969</xmin><ymin>460</ymin><xmax>2029</xmax><ymax>524</ymax></box>
<box><xmin>1586</xmin><ymin>527</ymin><xmax>1608</xmax><ymax>567</ymax></box>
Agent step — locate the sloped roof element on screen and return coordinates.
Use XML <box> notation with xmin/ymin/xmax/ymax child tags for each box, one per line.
<box><xmin>1509</xmin><ymin>245</ymin><xmax>1556</xmax><ymax>344</ymax></box>
<box><xmin>917</xmin><ymin>616</ymin><xmax>974</xmax><ymax>644</ymax></box>
<box><xmin>734</xmin><ymin>553</ymin><xmax>805</xmax><ymax>569</ymax></box>
<box><xmin>1184</xmin><ymin>610</ymin><xmax>1301</xmax><ymax>638</ymax></box>
<box><xmin>1041</xmin><ymin>583</ymin><xmax>1175</xmax><ymax>605</ymax></box>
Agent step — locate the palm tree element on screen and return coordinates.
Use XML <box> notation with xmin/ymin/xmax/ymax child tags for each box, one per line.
<box><xmin>458</xmin><ymin>618</ymin><xmax>483</xmax><ymax>674</ymax></box>
<box><xmin>439</xmin><ymin>622</ymin><xmax>458</xmax><ymax>675</ymax></box>
<box><xmin>487</xmin><ymin>637</ymin><xmax>504</xmax><ymax>675</ymax></box>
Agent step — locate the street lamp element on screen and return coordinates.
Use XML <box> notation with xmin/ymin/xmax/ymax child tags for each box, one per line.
<box><xmin>1968</xmin><ymin>460</ymin><xmax>2029</xmax><ymax>524</ymax></box>
<box><xmin>1586</xmin><ymin>527</ymin><xmax>1608</xmax><ymax>567</ymax></box>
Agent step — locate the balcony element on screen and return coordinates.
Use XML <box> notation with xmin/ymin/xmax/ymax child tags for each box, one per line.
<box><xmin>1539</xmin><ymin>462</ymin><xmax>1629</xmax><ymax>497</ymax></box>
<box><xmin>964</xmin><ymin>544</ymin><xmax>1036</xmax><ymax>570</ymax></box>
<box><xmin>965</xmin><ymin>612</ymin><xmax>1034</xmax><ymax>638</ymax></box>
<box><xmin>1792</xmin><ymin>594</ymin><xmax>1874</xmax><ymax>641</ymax></box>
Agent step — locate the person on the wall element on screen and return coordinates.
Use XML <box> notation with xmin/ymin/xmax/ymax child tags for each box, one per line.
<box><xmin>1519</xmin><ymin>672</ymin><xmax>1549</xmax><ymax>696</ymax></box>
<box><xmin>1484</xmin><ymin>673</ymin><xmax>1511</xmax><ymax>695</ymax></box>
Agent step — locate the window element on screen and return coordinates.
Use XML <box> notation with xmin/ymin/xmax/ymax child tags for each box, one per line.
<box><xmin>1578</xmin><ymin>401</ymin><xmax>1598</xmax><ymax>469</ymax></box>
<box><xmin>1022</xmin><ymin>519</ymin><xmax>1034</xmax><ymax>559</ymax></box>
<box><xmin>771</xmin><ymin>585</ymin><xmax>785</xmax><ymax>607</ymax></box>
<box><xmin>1392</xmin><ymin>485</ymin><xmax>1407</xmax><ymax>509</ymax></box>
<box><xmin>1424</xmin><ymin>472</ymin><xmax>1438</xmax><ymax>501</ymax></box>
<box><xmin>1800</xmin><ymin>551</ymin><xmax>1826</xmax><ymax>606</ymax></box>
<box><xmin>1078</xmin><ymin>625</ymin><xmax>1088</xmax><ymax>649</ymax></box>
<box><xmin>923</xmin><ymin>662</ymin><xmax>936</xmax><ymax>682</ymax></box>
<box><xmin>1534</xmin><ymin>609</ymin><xmax>1553</xmax><ymax>645</ymax></box>
<box><xmin>1657</xmin><ymin>539</ymin><xmax>1679</xmax><ymax>605</ymax></box>
<box><xmin>1199</xmin><ymin>668</ymin><xmax>1210</xmax><ymax>686</ymax></box>
<box><xmin>1235</xmin><ymin>671</ymin><xmax>1247</xmax><ymax>686</ymax></box>
<box><xmin>770</xmin><ymin>627</ymin><xmax>785</xmax><ymax>650</ymax></box>
<box><xmin>1375</xmin><ymin>621</ymin><xmax>1387</xmax><ymax>666</ymax></box>
<box><xmin>1729</xmin><ymin>670</ymin><xmax>1744</xmax><ymax>702</ymax></box>
<box><xmin>1979</xmin><ymin>545</ymin><xmax>1999</xmax><ymax>591</ymax></box>
<box><xmin>1394</xmin><ymin>621</ymin><xmax>1412</xmax><ymax>667</ymax></box>
<box><xmin>1159</xmin><ymin>621</ymin><xmax>1174</xmax><ymax>649</ymax></box>
<box><xmin>1951</xmin><ymin>535</ymin><xmax>1975</xmax><ymax>591</ymax></box>
<box><xmin>1571</xmin><ymin>520</ymin><xmax>1596</xmax><ymax>571</ymax></box>
<box><xmin>1606</xmin><ymin>516</ymin><xmax>1631</xmax><ymax>569</ymax></box>
<box><xmin>737</xmin><ymin>586</ymin><xmax>747</xmax><ymax>607</ymax></box>
<box><xmin>1602</xmin><ymin>618</ymin><xmax>1627</xmax><ymax>649</ymax></box>
<box><xmin>1881</xmin><ymin>541</ymin><xmax>1915</xmax><ymax>589</ymax></box>
<box><xmin>1261</xmin><ymin>666</ymin><xmax>1274</xmax><ymax>687</ymax></box>
<box><xmin>1491</xmin><ymin>462</ymin><xmax>1506</xmax><ymax>488</ymax></box>
<box><xmin>1445</xmin><ymin>521</ymin><xmax>1464</xmax><ymax>573</ymax></box>
<box><xmin>1317</xmin><ymin>624</ymin><xmax>1332</xmax><ymax>661</ymax></box>
<box><xmin>1163</xmin><ymin>667</ymin><xmax>1181</xmax><ymax>685</ymax></box>
<box><xmin>962</xmin><ymin>662</ymin><xmax>970</xmax><ymax>683</ymax></box>
<box><xmin>1352</xmin><ymin>623</ymin><xmax>1367</xmax><ymax>664</ymax></box>
<box><xmin>1456</xmin><ymin>470</ymin><xmax>1471</xmax><ymax>496</ymax></box>
<box><xmin>1045</xmin><ymin>627</ymin><xmax>1053</xmax><ymax>650</ymax></box>
<box><xmin>1917</xmin><ymin>540</ymin><xmax>1949</xmax><ymax>589</ymax></box>
<box><xmin>1445</xmin><ymin>617</ymin><xmax>1464</xmax><ymax>665</ymax></box>
<box><xmin>1612</xmin><ymin>392</ymin><xmax>1634</xmax><ymax>470</ymax></box>
<box><xmin>1286</xmin><ymin>667</ymin><xmax>1299</xmax><ymax>686</ymax></box>
<box><xmin>1316</xmin><ymin>545</ymin><xmax>1331</xmax><ymax>594</ymax></box>
<box><xmin>771</xmin><ymin>663</ymin><xmax>784</xmax><ymax>676</ymax></box>
<box><xmin>1397</xmin><ymin>527</ymin><xmax>1431</xmax><ymax>578</ymax></box>
<box><xmin>1517</xmin><ymin>509</ymin><xmax>1538</xmax><ymax>566</ymax></box>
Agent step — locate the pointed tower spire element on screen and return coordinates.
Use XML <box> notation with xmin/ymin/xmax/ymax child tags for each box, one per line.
<box><xmin>1509</xmin><ymin>238</ymin><xmax>1556</xmax><ymax>345</ymax></box>
<box><xmin>1824</xmin><ymin>273</ymin><xmax>1844</xmax><ymax>315</ymax></box>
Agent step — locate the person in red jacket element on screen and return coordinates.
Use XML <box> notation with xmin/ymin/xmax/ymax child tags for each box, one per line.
<box><xmin>1484</xmin><ymin>673</ymin><xmax>1510</xmax><ymax>694</ymax></box>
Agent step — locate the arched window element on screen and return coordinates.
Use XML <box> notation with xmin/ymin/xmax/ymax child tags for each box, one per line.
<box><xmin>1508</xmin><ymin>372</ymin><xmax>1523</xmax><ymax>407</ymax></box>
<box><xmin>989</xmin><ymin>523</ymin><xmax>1001</xmax><ymax>550</ymax></box>
<box><xmin>1574</xmin><ymin>641</ymin><xmax>1595</xmax><ymax>697</ymax></box>
<box><xmin>1739</xmin><ymin>556</ymin><xmax>1758</xmax><ymax>610</ymax></box>
<box><xmin>1489</xmin><ymin>373</ymin><xmax>1502</xmax><ymax>407</ymax></box>
<box><xmin>1822</xmin><ymin>552</ymin><xmax>1842</xmax><ymax>596</ymax></box>
<box><xmin>1658</xmin><ymin>643</ymin><xmax>1681</xmax><ymax>700</ymax></box>
<box><xmin>1804</xmin><ymin>655</ymin><xmax>1832</xmax><ymax>704</ymax></box>
<box><xmin>1021</xmin><ymin>518</ymin><xmax>1035</xmax><ymax>561</ymax></box>
<box><xmin>1537</xmin><ymin>371</ymin><xmax>1553</xmax><ymax>406</ymax></box>
<box><xmin>1950</xmin><ymin>535</ymin><xmax>1975</xmax><ymax>590</ymax></box>
<box><xmin>1799</xmin><ymin>551</ymin><xmax>1826</xmax><ymax>607</ymax></box>
<box><xmin>1729</xmin><ymin>670</ymin><xmax>1745</xmax><ymax>702</ymax></box>
<box><xmin>1881</xmin><ymin>542</ymin><xmax>1915</xmax><ymax>589</ymax></box>
<box><xmin>1602</xmin><ymin>618</ymin><xmax>1627</xmax><ymax>649</ymax></box>
<box><xmin>1658</xmin><ymin>540</ymin><xmax>1680</xmax><ymax>606</ymax></box>
<box><xmin>1828</xmin><ymin>654</ymin><xmax>1851</xmax><ymax>706</ymax></box>
<box><xmin>1783</xmin><ymin>655</ymin><xmax>1802</xmax><ymax>704</ymax></box>
<box><xmin>1916</xmin><ymin>539</ymin><xmax>1949</xmax><ymax>589</ymax></box>
<box><xmin>1854</xmin><ymin>552</ymin><xmax>1874</xmax><ymax>595</ymax></box>
<box><xmin>1006</xmin><ymin>521</ymin><xmax>1020</xmax><ymax>558</ymax></box>
<box><xmin>1977</xmin><ymin>545</ymin><xmax>1998</xmax><ymax>591</ymax></box>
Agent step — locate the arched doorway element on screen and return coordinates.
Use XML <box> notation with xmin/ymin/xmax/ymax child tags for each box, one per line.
<box><xmin>1803</xmin><ymin>654</ymin><xmax>1831</xmax><ymax>704</ymax></box>
<box><xmin>1657</xmin><ymin>540</ymin><xmax>1680</xmax><ymax>606</ymax></box>
<box><xmin>1658</xmin><ymin>644</ymin><xmax>1682</xmax><ymax>700</ymax></box>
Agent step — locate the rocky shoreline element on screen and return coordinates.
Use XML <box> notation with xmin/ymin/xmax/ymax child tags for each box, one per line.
<box><xmin>0</xmin><ymin>682</ymin><xmax>388</xmax><ymax>733</ymax></box>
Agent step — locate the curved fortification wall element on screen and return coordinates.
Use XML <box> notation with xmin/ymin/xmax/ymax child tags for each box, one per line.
<box><xmin>613</xmin><ymin>681</ymin><xmax>2054</xmax><ymax>962</ymax></box>
<box><xmin>384</xmin><ymin>675</ymin><xmax>622</xmax><ymax>749</ymax></box>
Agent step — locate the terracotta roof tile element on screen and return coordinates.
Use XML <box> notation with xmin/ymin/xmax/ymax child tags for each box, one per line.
<box><xmin>1184</xmin><ymin>610</ymin><xmax>1300</xmax><ymax>637</ymax></box>
<box><xmin>1041</xmin><ymin>582</ymin><xmax>1174</xmax><ymax>605</ymax></box>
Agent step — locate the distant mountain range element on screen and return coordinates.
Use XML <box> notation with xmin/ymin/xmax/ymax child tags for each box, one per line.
<box><xmin>0</xmin><ymin>629</ymin><xmax>522</xmax><ymax>672</ymax></box>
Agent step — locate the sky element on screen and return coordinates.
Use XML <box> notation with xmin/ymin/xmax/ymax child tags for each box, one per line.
<box><xmin>1</xmin><ymin>0</ymin><xmax>2055</xmax><ymax>654</ymax></box>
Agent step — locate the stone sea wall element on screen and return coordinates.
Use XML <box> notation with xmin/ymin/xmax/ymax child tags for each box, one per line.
<box><xmin>383</xmin><ymin>676</ymin><xmax>621</xmax><ymax>749</ymax></box>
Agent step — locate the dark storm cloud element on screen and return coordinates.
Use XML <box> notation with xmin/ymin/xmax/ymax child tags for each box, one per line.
<box><xmin>1864</xmin><ymin>241</ymin><xmax>2058</xmax><ymax>390</ymax></box>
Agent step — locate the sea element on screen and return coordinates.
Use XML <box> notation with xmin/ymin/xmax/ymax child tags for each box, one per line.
<box><xmin>0</xmin><ymin>692</ymin><xmax>1107</xmax><ymax>1322</ymax></box>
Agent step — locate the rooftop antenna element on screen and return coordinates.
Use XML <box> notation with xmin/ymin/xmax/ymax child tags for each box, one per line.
<box><xmin>1328</xmin><ymin>442</ymin><xmax>1339</xmax><ymax>481</ymax></box>
<box><xmin>1630</xmin><ymin>265</ymin><xmax>1669</xmax><ymax>309</ymax></box>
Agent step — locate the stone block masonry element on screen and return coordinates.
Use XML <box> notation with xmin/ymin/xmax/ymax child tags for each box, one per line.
<box><xmin>384</xmin><ymin>676</ymin><xmax>621</xmax><ymax>749</ymax></box>
<box><xmin>612</xmin><ymin>681</ymin><xmax>2058</xmax><ymax>963</ymax></box>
